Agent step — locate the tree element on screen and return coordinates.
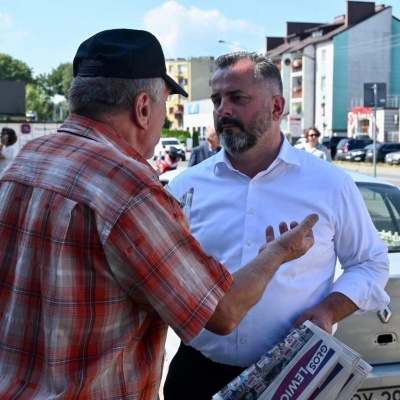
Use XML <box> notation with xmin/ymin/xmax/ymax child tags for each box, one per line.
<box><xmin>0</xmin><ymin>54</ymin><xmax>34</xmax><ymax>83</ymax></box>
<box><xmin>46</xmin><ymin>63</ymin><xmax>73</xmax><ymax>97</ymax></box>
<box><xmin>26</xmin><ymin>84</ymin><xmax>54</xmax><ymax>120</ymax></box>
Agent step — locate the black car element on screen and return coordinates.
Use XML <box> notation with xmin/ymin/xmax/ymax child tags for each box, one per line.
<box><xmin>365</xmin><ymin>142</ymin><xmax>400</xmax><ymax>163</ymax></box>
<box><xmin>335</xmin><ymin>138</ymin><xmax>373</xmax><ymax>161</ymax></box>
<box><xmin>343</xmin><ymin>143</ymin><xmax>373</xmax><ymax>162</ymax></box>
<box><xmin>322</xmin><ymin>136</ymin><xmax>349</xmax><ymax>160</ymax></box>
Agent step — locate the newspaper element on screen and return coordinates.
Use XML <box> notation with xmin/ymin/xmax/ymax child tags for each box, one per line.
<box><xmin>212</xmin><ymin>321</ymin><xmax>371</xmax><ymax>400</ymax></box>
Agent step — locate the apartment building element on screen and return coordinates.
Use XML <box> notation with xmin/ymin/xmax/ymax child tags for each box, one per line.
<box><xmin>266</xmin><ymin>1</ymin><xmax>400</xmax><ymax>139</ymax></box>
<box><xmin>166</xmin><ymin>57</ymin><xmax>217</xmax><ymax>129</ymax></box>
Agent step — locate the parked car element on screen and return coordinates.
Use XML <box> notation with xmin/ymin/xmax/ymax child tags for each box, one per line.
<box><xmin>335</xmin><ymin>138</ymin><xmax>373</xmax><ymax>161</ymax></box>
<box><xmin>385</xmin><ymin>151</ymin><xmax>400</xmax><ymax>165</ymax></box>
<box><xmin>365</xmin><ymin>142</ymin><xmax>400</xmax><ymax>163</ymax></box>
<box><xmin>153</xmin><ymin>137</ymin><xmax>186</xmax><ymax>161</ymax></box>
<box><xmin>343</xmin><ymin>143</ymin><xmax>373</xmax><ymax>162</ymax></box>
<box><xmin>334</xmin><ymin>170</ymin><xmax>400</xmax><ymax>397</ymax></box>
<box><xmin>353</xmin><ymin>134</ymin><xmax>371</xmax><ymax>140</ymax></box>
<box><xmin>322</xmin><ymin>135</ymin><xmax>348</xmax><ymax>160</ymax></box>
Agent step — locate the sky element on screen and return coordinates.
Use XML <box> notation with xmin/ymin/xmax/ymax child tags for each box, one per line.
<box><xmin>0</xmin><ymin>0</ymin><xmax>399</xmax><ymax>77</ymax></box>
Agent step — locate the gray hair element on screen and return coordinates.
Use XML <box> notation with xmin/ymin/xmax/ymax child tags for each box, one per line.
<box><xmin>215</xmin><ymin>52</ymin><xmax>283</xmax><ymax>94</ymax></box>
<box><xmin>68</xmin><ymin>75</ymin><xmax>166</xmax><ymax>119</ymax></box>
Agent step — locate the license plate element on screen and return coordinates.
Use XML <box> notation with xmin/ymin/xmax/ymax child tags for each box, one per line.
<box><xmin>352</xmin><ymin>387</ymin><xmax>400</xmax><ymax>400</ymax></box>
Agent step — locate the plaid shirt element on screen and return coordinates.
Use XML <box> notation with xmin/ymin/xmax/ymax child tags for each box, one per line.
<box><xmin>0</xmin><ymin>115</ymin><xmax>232</xmax><ymax>399</ymax></box>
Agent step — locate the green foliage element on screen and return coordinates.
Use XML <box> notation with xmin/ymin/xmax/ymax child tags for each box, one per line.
<box><xmin>26</xmin><ymin>83</ymin><xmax>54</xmax><ymax>120</ymax></box>
<box><xmin>0</xmin><ymin>53</ymin><xmax>34</xmax><ymax>83</ymax></box>
<box><xmin>192</xmin><ymin>130</ymin><xmax>200</xmax><ymax>147</ymax></box>
<box><xmin>46</xmin><ymin>63</ymin><xmax>73</xmax><ymax>97</ymax></box>
<box><xmin>161</xmin><ymin>129</ymin><xmax>191</xmax><ymax>144</ymax></box>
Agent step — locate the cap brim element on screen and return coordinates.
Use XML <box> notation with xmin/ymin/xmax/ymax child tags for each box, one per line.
<box><xmin>163</xmin><ymin>74</ymin><xmax>188</xmax><ymax>97</ymax></box>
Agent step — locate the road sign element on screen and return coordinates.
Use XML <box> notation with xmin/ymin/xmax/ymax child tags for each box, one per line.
<box><xmin>363</xmin><ymin>83</ymin><xmax>386</xmax><ymax>108</ymax></box>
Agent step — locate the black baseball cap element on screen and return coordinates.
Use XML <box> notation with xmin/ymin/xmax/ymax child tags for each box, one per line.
<box><xmin>73</xmin><ymin>29</ymin><xmax>188</xmax><ymax>97</ymax></box>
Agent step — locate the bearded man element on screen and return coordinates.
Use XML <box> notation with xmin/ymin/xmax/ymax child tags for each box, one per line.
<box><xmin>163</xmin><ymin>52</ymin><xmax>389</xmax><ymax>400</ymax></box>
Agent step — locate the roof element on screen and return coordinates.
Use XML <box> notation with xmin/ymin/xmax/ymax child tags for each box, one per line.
<box><xmin>266</xmin><ymin>2</ymin><xmax>391</xmax><ymax>58</ymax></box>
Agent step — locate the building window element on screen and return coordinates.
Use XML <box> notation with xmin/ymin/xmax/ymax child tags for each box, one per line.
<box><xmin>321</xmin><ymin>49</ymin><xmax>326</xmax><ymax>63</ymax></box>
<box><xmin>321</xmin><ymin>76</ymin><xmax>326</xmax><ymax>92</ymax></box>
<box><xmin>312</xmin><ymin>30</ymin><xmax>323</xmax><ymax>38</ymax></box>
<box><xmin>178</xmin><ymin>65</ymin><xmax>188</xmax><ymax>73</ymax></box>
<box><xmin>168</xmin><ymin>65</ymin><xmax>174</xmax><ymax>73</ymax></box>
<box><xmin>169</xmin><ymin>107</ymin><xmax>174</xmax><ymax>114</ymax></box>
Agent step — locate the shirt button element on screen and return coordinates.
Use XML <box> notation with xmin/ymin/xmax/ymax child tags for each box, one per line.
<box><xmin>248</xmin><ymin>208</ymin><xmax>255</xmax><ymax>214</ymax></box>
<box><xmin>246</xmin><ymin>240</ymin><xmax>252</xmax><ymax>246</ymax></box>
<box><xmin>240</xmin><ymin>337</ymin><xmax>247</xmax><ymax>344</ymax></box>
<box><xmin>251</xmin><ymin>180</ymin><xmax>256</xmax><ymax>185</ymax></box>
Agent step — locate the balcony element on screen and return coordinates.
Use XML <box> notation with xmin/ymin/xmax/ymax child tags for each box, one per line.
<box><xmin>292</xmin><ymin>86</ymin><xmax>303</xmax><ymax>99</ymax></box>
<box><xmin>292</xmin><ymin>59</ymin><xmax>302</xmax><ymax>73</ymax></box>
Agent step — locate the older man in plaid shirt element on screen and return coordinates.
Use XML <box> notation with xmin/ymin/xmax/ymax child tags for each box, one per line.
<box><xmin>0</xmin><ymin>29</ymin><xmax>317</xmax><ymax>399</ymax></box>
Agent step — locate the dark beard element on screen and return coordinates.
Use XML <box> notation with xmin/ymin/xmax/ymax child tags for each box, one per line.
<box><xmin>216</xmin><ymin>113</ymin><xmax>272</xmax><ymax>155</ymax></box>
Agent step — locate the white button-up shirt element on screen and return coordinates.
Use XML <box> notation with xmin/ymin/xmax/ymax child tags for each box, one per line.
<box><xmin>169</xmin><ymin>135</ymin><xmax>389</xmax><ymax>367</ymax></box>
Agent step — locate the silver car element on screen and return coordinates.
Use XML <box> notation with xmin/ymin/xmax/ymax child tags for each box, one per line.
<box><xmin>385</xmin><ymin>151</ymin><xmax>400</xmax><ymax>165</ymax></box>
<box><xmin>334</xmin><ymin>170</ymin><xmax>400</xmax><ymax>399</ymax></box>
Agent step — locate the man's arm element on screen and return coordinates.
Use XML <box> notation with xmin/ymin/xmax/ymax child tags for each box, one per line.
<box><xmin>188</xmin><ymin>148</ymin><xmax>198</xmax><ymax>167</ymax></box>
<box><xmin>293</xmin><ymin>292</ymin><xmax>358</xmax><ymax>334</ymax></box>
<box><xmin>205</xmin><ymin>214</ymin><xmax>319</xmax><ymax>335</ymax></box>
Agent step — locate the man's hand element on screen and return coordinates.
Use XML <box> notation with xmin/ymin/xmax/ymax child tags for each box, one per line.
<box><xmin>293</xmin><ymin>292</ymin><xmax>359</xmax><ymax>334</ymax></box>
<box><xmin>259</xmin><ymin>214</ymin><xmax>319</xmax><ymax>264</ymax></box>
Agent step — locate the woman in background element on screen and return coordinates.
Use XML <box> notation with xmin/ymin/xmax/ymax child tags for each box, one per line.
<box><xmin>302</xmin><ymin>127</ymin><xmax>332</xmax><ymax>162</ymax></box>
<box><xmin>0</xmin><ymin>128</ymin><xmax>19</xmax><ymax>173</ymax></box>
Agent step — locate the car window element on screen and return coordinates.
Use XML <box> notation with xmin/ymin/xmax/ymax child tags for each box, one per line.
<box><xmin>337</xmin><ymin>139</ymin><xmax>348</xmax><ymax>148</ymax></box>
<box><xmin>162</xmin><ymin>140</ymin><xmax>180</xmax><ymax>145</ymax></box>
<box><xmin>356</xmin><ymin>182</ymin><xmax>400</xmax><ymax>252</ymax></box>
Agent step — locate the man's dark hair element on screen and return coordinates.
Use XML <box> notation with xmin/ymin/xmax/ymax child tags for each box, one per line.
<box><xmin>215</xmin><ymin>52</ymin><xmax>283</xmax><ymax>94</ymax></box>
<box><xmin>1</xmin><ymin>128</ymin><xmax>17</xmax><ymax>146</ymax></box>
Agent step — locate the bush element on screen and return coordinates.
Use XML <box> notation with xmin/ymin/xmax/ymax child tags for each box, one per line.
<box><xmin>161</xmin><ymin>129</ymin><xmax>191</xmax><ymax>144</ymax></box>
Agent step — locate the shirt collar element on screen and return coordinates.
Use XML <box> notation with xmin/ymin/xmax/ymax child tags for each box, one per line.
<box><xmin>211</xmin><ymin>132</ymin><xmax>301</xmax><ymax>175</ymax></box>
<box><xmin>58</xmin><ymin>114</ymin><xmax>150</xmax><ymax>165</ymax></box>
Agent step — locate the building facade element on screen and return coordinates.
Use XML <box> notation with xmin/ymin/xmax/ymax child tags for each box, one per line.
<box><xmin>266</xmin><ymin>1</ymin><xmax>400</xmax><ymax>140</ymax></box>
<box><xmin>166</xmin><ymin>57</ymin><xmax>217</xmax><ymax>129</ymax></box>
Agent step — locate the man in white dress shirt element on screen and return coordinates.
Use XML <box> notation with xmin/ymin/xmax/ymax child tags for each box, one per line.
<box><xmin>163</xmin><ymin>52</ymin><xmax>389</xmax><ymax>400</ymax></box>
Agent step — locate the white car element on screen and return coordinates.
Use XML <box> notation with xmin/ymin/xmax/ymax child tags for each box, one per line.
<box><xmin>159</xmin><ymin>168</ymin><xmax>400</xmax><ymax>398</ymax></box>
<box><xmin>333</xmin><ymin>170</ymin><xmax>400</xmax><ymax>398</ymax></box>
<box><xmin>153</xmin><ymin>137</ymin><xmax>186</xmax><ymax>161</ymax></box>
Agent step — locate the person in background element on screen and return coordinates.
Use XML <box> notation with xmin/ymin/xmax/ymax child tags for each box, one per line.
<box><xmin>301</xmin><ymin>126</ymin><xmax>332</xmax><ymax>161</ymax></box>
<box><xmin>0</xmin><ymin>128</ymin><xmax>18</xmax><ymax>173</ymax></box>
<box><xmin>164</xmin><ymin>52</ymin><xmax>389</xmax><ymax>400</ymax></box>
<box><xmin>0</xmin><ymin>30</ymin><xmax>318</xmax><ymax>400</ymax></box>
<box><xmin>188</xmin><ymin>127</ymin><xmax>221</xmax><ymax>167</ymax></box>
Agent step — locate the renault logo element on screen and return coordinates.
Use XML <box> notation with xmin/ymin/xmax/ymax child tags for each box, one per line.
<box><xmin>378</xmin><ymin>306</ymin><xmax>392</xmax><ymax>323</ymax></box>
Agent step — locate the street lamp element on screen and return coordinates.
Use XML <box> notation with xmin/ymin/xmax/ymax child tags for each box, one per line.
<box><xmin>217</xmin><ymin>39</ymin><xmax>248</xmax><ymax>51</ymax></box>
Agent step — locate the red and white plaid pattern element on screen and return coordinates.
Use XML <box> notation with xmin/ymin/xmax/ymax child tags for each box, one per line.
<box><xmin>0</xmin><ymin>115</ymin><xmax>232</xmax><ymax>399</ymax></box>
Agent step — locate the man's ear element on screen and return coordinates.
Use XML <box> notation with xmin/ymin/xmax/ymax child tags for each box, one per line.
<box><xmin>133</xmin><ymin>92</ymin><xmax>151</xmax><ymax>130</ymax></box>
<box><xmin>272</xmin><ymin>95</ymin><xmax>285</xmax><ymax>121</ymax></box>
